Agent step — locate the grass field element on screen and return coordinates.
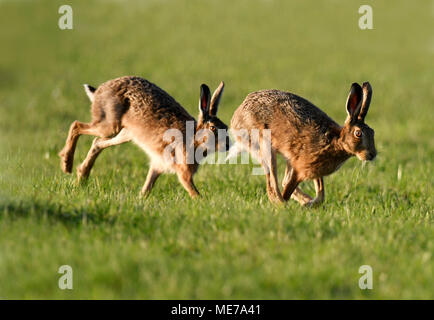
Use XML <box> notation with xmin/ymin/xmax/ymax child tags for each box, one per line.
<box><xmin>0</xmin><ymin>0</ymin><xmax>433</xmax><ymax>299</ymax></box>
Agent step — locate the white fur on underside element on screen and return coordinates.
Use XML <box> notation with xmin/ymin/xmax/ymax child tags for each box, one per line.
<box><xmin>132</xmin><ymin>138</ymin><xmax>177</xmax><ymax>173</ymax></box>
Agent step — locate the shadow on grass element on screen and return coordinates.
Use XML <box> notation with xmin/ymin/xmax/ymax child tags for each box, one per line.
<box><xmin>0</xmin><ymin>199</ymin><xmax>118</xmax><ymax>227</ymax></box>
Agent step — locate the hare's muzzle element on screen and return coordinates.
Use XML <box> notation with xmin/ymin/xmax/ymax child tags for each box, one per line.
<box><xmin>367</xmin><ymin>151</ymin><xmax>377</xmax><ymax>161</ymax></box>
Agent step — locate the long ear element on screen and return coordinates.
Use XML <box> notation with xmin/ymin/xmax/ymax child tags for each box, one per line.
<box><xmin>198</xmin><ymin>84</ymin><xmax>211</xmax><ymax>122</ymax></box>
<box><xmin>209</xmin><ymin>81</ymin><xmax>224</xmax><ymax>116</ymax></box>
<box><xmin>83</xmin><ymin>84</ymin><xmax>96</xmax><ymax>102</ymax></box>
<box><xmin>358</xmin><ymin>82</ymin><xmax>372</xmax><ymax>121</ymax></box>
<box><xmin>345</xmin><ymin>83</ymin><xmax>363</xmax><ymax>123</ymax></box>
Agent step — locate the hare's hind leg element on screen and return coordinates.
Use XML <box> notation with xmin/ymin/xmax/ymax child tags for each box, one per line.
<box><xmin>282</xmin><ymin>161</ymin><xmax>312</xmax><ymax>205</ymax></box>
<box><xmin>263</xmin><ymin>151</ymin><xmax>284</xmax><ymax>203</ymax></box>
<box><xmin>292</xmin><ymin>188</ymin><xmax>313</xmax><ymax>205</ymax></box>
<box><xmin>232</xmin><ymin>132</ymin><xmax>283</xmax><ymax>203</ymax></box>
<box><xmin>76</xmin><ymin>128</ymin><xmax>131</xmax><ymax>181</ymax></box>
<box><xmin>59</xmin><ymin>121</ymin><xmax>107</xmax><ymax>173</ymax></box>
<box><xmin>253</xmin><ymin>149</ymin><xmax>283</xmax><ymax>203</ymax></box>
<box><xmin>59</xmin><ymin>96</ymin><xmax>126</xmax><ymax>174</ymax></box>
<box><xmin>140</xmin><ymin>166</ymin><xmax>162</xmax><ymax>197</ymax></box>
<box><xmin>249</xmin><ymin>137</ymin><xmax>283</xmax><ymax>203</ymax></box>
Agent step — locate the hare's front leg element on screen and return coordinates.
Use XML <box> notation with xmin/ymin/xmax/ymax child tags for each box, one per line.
<box><xmin>281</xmin><ymin>171</ymin><xmax>300</xmax><ymax>202</ymax></box>
<box><xmin>305</xmin><ymin>178</ymin><xmax>325</xmax><ymax>207</ymax></box>
<box><xmin>176</xmin><ymin>169</ymin><xmax>200</xmax><ymax>199</ymax></box>
<box><xmin>281</xmin><ymin>161</ymin><xmax>301</xmax><ymax>202</ymax></box>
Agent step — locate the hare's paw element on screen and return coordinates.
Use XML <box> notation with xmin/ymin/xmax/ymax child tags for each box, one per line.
<box><xmin>59</xmin><ymin>149</ymin><xmax>73</xmax><ymax>173</ymax></box>
<box><xmin>76</xmin><ymin>164</ymin><xmax>90</xmax><ymax>183</ymax></box>
<box><xmin>304</xmin><ymin>198</ymin><xmax>324</xmax><ymax>208</ymax></box>
<box><xmin>267</xmin><ymin>190</ymin><xmax>284</xmax><ymax>204</ymax></box>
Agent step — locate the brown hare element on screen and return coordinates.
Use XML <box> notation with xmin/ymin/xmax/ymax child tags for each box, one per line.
<box><xmin>59</xmin><ymin>76</ymin><xmax>229</xmax><ymax>198</ymax></box>
<box><xmin>230</xmin><ymin>82</ymin><xmax>376</xmax><ymax>206</ymax></box>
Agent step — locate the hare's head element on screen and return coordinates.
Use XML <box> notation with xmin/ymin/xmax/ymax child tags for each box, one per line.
<box><xmin>196</xmin><ymin>82</ymin><xmax>230</xmax><ymax>152</ymax></box>
<box><xmin>340</xmin><ymin>82</ymin><xmax>376</xmax><ymax>161</ymax></box>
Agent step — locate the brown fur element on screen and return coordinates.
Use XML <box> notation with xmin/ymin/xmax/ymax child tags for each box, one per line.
<box><xmin>230</xmin><ymin>82</ymin><xmax>376</xmax><ymax>206</ymax></box>
<box><xmin>59</xmin><ymin>76</ymin><xmax>229</xmax><ymax>198</ymax></box>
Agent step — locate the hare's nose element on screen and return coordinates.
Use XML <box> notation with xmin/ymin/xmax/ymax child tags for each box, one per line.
<box><xmin>368</xmin><ymin>152</ymin><xmax>377</xmax><ymax>161</ymax></box>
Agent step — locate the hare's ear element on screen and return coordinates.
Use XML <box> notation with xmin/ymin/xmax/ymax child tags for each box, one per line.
<box><xmin>358</xmin><ymin>82</ymin><xmax>372</xmax><ymax>121</ymax></box>
<box><xmin>83</xmin><ymin>84</ymin><xmax>96</xmax><ymax>102</ymax></box>
<box><xmin>209</xmin><ymin>81</ymin><xmax>224</xmax><ymax>116</ymax></box>
<box><xmin>345</xmin><ymin>83</ymin><xmax>363</xmax><ymax>123</ymax></box>
<box><xmin>198</xmin><ymin>84</ymin><xmax>211</xmax><ymax>122</ymax></box>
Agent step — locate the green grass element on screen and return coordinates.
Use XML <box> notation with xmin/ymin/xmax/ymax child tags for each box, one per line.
<box><xmin>0</xmin><ymin>0</ymin><xmax>433</xmax><ymax>299</ymax></box>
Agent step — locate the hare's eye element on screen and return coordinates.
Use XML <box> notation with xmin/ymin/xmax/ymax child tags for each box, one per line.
<box><xmin>354</xmin><ymin>130</ymin><xmax>363</xmax><ymax>138</ymax></box>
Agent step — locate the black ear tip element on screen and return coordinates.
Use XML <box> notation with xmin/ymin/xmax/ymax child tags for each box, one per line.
<box><xmin>350</xmin><ymin>83</ymin><xmax>363</xmax><ymax>97</ymax></box>
<box><xmin>351</xmin><ymin>82</ymin><xmax>361</xmax><ymax>89</ymax></box>
<box><xmin>363</xmin><ymin>81</ymin><xmax>372</xmax><ymax>89</ymax></box>
<box><xmin>84</xmin><ymin>84</ymin><xmax>96</xmax><ymax>92</ymax></box>
<box><xmin>201</xmin><ymin>85</ymin><xmax>211</xmax><ymax>100</ymax></box>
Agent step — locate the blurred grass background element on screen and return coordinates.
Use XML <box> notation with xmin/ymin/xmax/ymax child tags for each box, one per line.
<box><xmin>0</xmin><ymin>0</ymin><xmax>433</xmax><ymax>299</ymax></box>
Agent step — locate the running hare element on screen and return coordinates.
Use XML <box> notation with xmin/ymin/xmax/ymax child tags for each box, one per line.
<box><xmin>230</xmin><ymin>82</ymin><xmax>376</xmax><ymax>206</ymax></box>
<box><xmin>59</xmin><ymin>76</ymin><xmax>229</xmax><ymax>198</ymax></box>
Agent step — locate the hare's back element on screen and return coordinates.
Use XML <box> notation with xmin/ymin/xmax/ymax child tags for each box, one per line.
<box><xmin>233</xmin><ymin>89</ymin><xmax>336</xmax><ymax>129</ymax></box>
<box><xmin>98</xmin><ymin>76</ymin><xmax>194</xmax><ymax>124</ymax></box>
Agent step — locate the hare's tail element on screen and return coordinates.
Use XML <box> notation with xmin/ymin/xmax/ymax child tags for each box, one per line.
<box><xmin>83</xmin><ymin>84</ymin><xmax>96</xmax><ymax>102</ymax></box>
